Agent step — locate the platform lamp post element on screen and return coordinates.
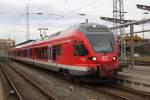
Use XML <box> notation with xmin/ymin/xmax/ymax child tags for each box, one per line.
<box><xmin>78</xmin><ymin>13</ymin><xmax>88</xmax><ymax>23</ymax></box>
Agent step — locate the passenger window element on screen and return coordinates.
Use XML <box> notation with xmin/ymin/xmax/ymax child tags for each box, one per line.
<box><xmin>73</xmin><ymin>41</ymin><xmax>89</xmax><ymax>56</ymax></box>
<box><xmin>42</xmin><ymin>47</ymin><xmax>48</xmax><ymax>59</ymax></box>
<box><xmin>49</xmin><ymin>46</ymin><xmax>51</xmax><ymax>59</ymax></box>
<box><xmin>43</xmin><ymin>47</ymin><xmax>48</xmax><ymax>59</ymax></box>
<box><xmin>28</xmin><ymin>49</ymin><xmax>32</xmax><ymax>57</ymax></box>
<box><xmin>52</xmin><ymin>46</ymin><xmax>57</xmax><ymax>61</ymax></box>
<box><xmin>23</xmin><ymin>49</ymin><xmax>28</xmax><ymax>57</ymax></box>
<box><xmin>56</xmin><ymin>45</ymin><xmax>62</xmax><ymax>55</ymax></box>
<box><xmin>36</xmin><ymin>48</ymin><xmax>41</xmax><ymax>59</ymax></box>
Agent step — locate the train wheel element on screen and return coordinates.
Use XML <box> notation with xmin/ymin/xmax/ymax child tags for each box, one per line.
<box><xmin>72</xmin><ymin>76</ymin><xmax>82</xmax><ymax>83</ymax></box>
<box><xmin>64</xmin><ymin>70</ymin><xmax>72</xmax><ymax>80</ymax></box>
<box><xmin>60</xmin><ymin>69</ymin><xmax>72</xmax><ymax>80</ymax></box>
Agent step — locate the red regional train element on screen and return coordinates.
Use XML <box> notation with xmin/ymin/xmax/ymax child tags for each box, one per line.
<box><xmin>10</xmin><ymin>23</ymin><xmax>119</xmax><ymax>79</ymax></box>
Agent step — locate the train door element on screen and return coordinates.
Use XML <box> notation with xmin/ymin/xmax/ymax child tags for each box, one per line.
<box><xmin>48</xmin><ymin>44</ymin><xmax>52</xmax><ymax>63</ymax></box>
<box><xmin>52</xmin><ymin>45</ymin><xmax>57</xmax><ymax>62</ymax></box>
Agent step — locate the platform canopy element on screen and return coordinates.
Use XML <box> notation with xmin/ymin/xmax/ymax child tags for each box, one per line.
<box><xmin>100</xmin><ymin>17</ymin><xmax>135</xmax><ymax>24</ymax></box>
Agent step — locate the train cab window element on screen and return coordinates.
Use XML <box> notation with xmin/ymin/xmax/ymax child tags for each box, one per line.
<box><xmin>73</xmin><ymin>41</ymin><xmax>89</xmax><ymax>56</ymax></box>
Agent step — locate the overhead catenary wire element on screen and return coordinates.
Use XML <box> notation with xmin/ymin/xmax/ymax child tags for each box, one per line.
<box><xmin>56</xmin><ymin>0</ymin><xmax>100</xmax><ymax>20</ymax></box>
<box><xmin>13</xmin><ymin>0</ymin><xmax>32</xmax><ymax>24</ymax></box>
<box><xmin>69</xmin><ymin>0</ymin><xmax>99</xmax><ymax>14</ymax></box>
<box><xmin>14</xmin><ymin>9</ymin><xmax>26</xmax><ymax>24</ymax></box>
<box><xmin>26</xmin><ymin>0</ymin><xmax>32</xmax><ymax>40</ymax></box>
<box><xmin>13</xmin><ymin>0</ymin><xmax>99</xmax><ymax>23</ymax></box>
<box><xmin>6</xmin><ymin>0</ymin><xmax>32</xmax><ymax>41</ymax></box>
<box><xmin>4</xmin><ymin>0</ymin><xmax>103</xmax><ymax>32</ymax></box>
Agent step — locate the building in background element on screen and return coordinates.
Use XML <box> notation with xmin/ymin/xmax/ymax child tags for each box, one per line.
<box><xmin>125</xmin><ymin>37</ymin><xmax>150</xmax><ymax>55</ymax></box>
<box><xmin>0</xmin><ymin>39</ymin><xmax>15</xmax><ymax>58</ymax></box>
<box><xmin>141</xmin><ymin>40</ymin><xmax>150</xmax><ymax>55</ymax></box>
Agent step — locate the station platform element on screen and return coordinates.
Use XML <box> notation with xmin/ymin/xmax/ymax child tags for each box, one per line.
<box><xmin>0</xmin><ymin>80</ymin><xmax>4</xmax><ymax>100</ymax></box>
<box><xmin>117</xmin><ymin>65</ymin><xmax>150</xmax><ymax>93</ymax></box>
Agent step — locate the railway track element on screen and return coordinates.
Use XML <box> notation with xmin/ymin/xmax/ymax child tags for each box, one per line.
<box><xmin>115</xmin><ymin>86</ymin><xmax>150</xmax><ymax>98</ymax></box>
<box><xmin>0</xmin><ymin>63</ymin><xmax>22</xmax><ymax>100</ymax></box>
<box><xmin>11</xmin><ymin>62</ymin><xmax>121</xmax><ymax>100</ymax></box>
<box><xmin>15</xmin><ymin>62</ymin><xmax>150</xmax><ymax>100</ymax></box>
<box><xmin>4</xmin><ymin>61</ymin><xmax>150</xmax><ymax>100</ymax></box>
<box><xmin>78</xmin><ymin>84</ymin><xmax>130</xmax><ymax>100</ymax></box>
<box><xmin>0</xmin><ymin>62</ymin><xmax>57</xmax><ymax>100</ymax></box>
<box><xmin>77</xmin><ymin>83</ymin><xmax>150</xmax><ymax>100</ymax></box>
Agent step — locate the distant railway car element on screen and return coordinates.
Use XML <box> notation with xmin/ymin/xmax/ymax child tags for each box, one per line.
<box><xmin>10</xmin><ymin>23</ymin><xmax>119</xmax><ymax>79</ymax></box>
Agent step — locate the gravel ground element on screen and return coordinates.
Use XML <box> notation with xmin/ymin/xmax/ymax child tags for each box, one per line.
<box><xmin>12</xmin><ymin>62</ymin><xmax>122</xmax><ymax>100</ymax></box>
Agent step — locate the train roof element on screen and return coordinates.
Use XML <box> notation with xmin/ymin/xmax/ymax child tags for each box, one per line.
<box><xmin>78</xmin><ymin>23</ymin><xmax>108</xmax><ymax>28</ymax></box>
<box><xmin>48</xmin><ymin>31</ymin><xmax>62</xmax><ymax>39</ymax></box>
<box><xmin>76</xmin><ymin>23</ymin><xmax>112</xmax><ymax>35</ymax></box>
<box><xmin>15</xmin><ymin>40</ymin><xmax>35</xmax><ymax>47</ymax></box>
<box><xmin>11</xmin><ymin>23</ymin><xmax>112</xmax><ymax>50</ymax></box>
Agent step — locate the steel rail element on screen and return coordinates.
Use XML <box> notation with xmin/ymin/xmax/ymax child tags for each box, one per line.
<box><xmin>11</xmin><ymin>62</ymin><xmax>130</xmax><ymax>100</ymax></box>
<box><xmin>6</xmin><ymin>63</ymin><xmax>58</xmax><ymax>100</ymax></box>
<box><xmin>83</xmin><ymin>83</ymin><xmax>150</xmax><ymax>100</ymax></box>
<box><xmin>75</xmin><ymin>83</ymin><xmax>130</xmax><ymax>100</ymax></box>
<box><xmin>106</xmin><ymin>82</ymin><xmax>150</xmax><ymax>98</ymax></box>
<box><xmin>0</xmin><ymin>63</ymin><xmax>23</xmax><ymax>100</ymax></box>
<box><xmin>9</xmin><ymin>62</ymin><xmax>130</xmax><ymax>100</ymax></box>
<box><xmin>11</xmin><ymin>61</ymin><xmax>150</xmax><ymax>100</ymax></box>
<box><xmin>90</xmin><ymin>86</ymin><xmax>130</xmax><ymax>100</ymax></box>
<box><xmin>117</xmin><ymin>86</ymin><xmax>150</xmax><ymax>97</ymax></box>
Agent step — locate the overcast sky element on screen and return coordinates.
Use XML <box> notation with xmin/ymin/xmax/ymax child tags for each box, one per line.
<box><xmin>0</xmin><ymin>0</ymin><xmax>150</xmax><ymax>44</ymax></box>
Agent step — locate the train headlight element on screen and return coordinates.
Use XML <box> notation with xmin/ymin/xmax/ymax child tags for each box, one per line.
<box><xmin>92</xmin><ymin>57</ymin><xmax>97</xmax><ymax>61</ymax></box>
<box><xmin>112</xmin><ymin>56</ymin><xmax>117</xmax><ymax>61</ymax></box>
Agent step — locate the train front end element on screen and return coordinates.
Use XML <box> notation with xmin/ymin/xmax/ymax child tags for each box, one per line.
<box><xmin>79</xmin><ymin>23</ymin><xmax>119</xmax><ymax>77</ymax></box>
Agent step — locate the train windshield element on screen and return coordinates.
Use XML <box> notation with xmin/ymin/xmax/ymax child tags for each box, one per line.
<box><xmin>87</xmin><ymin>34</ymin><xmax>114</xmax><ymax>53</ymax></box>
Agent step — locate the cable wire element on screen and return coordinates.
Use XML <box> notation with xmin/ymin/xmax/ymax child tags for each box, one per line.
<box><xmin>69</xmin><ymin>0</ymin><xmax>99</xmax><ymax>14</ymax></box>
